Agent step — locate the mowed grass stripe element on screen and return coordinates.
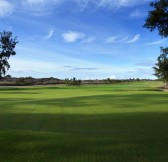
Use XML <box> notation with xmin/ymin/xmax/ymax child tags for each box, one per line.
<box><xmin>0</xmin><ymin>81</ymin><xmax>168</xmax><ymax>162</ymax></box>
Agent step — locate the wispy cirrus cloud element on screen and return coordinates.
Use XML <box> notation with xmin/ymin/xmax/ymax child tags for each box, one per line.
<box><xmin>105</xmin><ymin>34</ymin><xmax>140</xmax><ymax>44</ymax></box>
<box><xmin>62</xmin><ymin>31</ymin><xmax>85</xmax><ymax>43</ymax></box>
<box><xmin>22</xmin><ymin>0</ymin><xmax>61</xmax><ymax>16</ymax></box>
<box><xmin>0</xmin><ymin>0</ymin><xmax>14</xmax><ymax>17</ymax></box>
<box><xmin>64</xmin><ymin>66</ymin><xmax>98</xmax><ymax>71</ymax></box>
<box><xmin>24</xmin><ymin>0</ymin><xmax>46</xmax><ymax>5</ymax></box>
<box><xmin>62</xmin><ymin>31</ymin><xmax>96</xmax><ymax>43</ymax></box>
<box><xmin>125</xmin><ymin>68</ymin><xmax>154</xmax><ymax>79</ymax></box>
<box><xmin>0</xmin><ymin>0</ymin><xmax>150</xmax><ymax>17</ymax></box>
<box><xmin>24</xmin><ymin>0</ymin><xmax>149</xmax><ymax>7</ymax></box>
<box><xmin>136</xmin><ymin>59</ymin><xmax>155</xmax><ymax>67</ymax></box>
<box><xmin>126</xmin><ymin>34</ymin><xmax>140</xmax><ymax>43</ymax></box>
<box><xmin>97</xmin><ymin>0</ymin><xmax>149</xmax><ymax>8</ymax></box>
<box><xmin>21</xmin><ymin>0</ymin><xmax>150</xmax><ymax>16</ymax></box>
<box><xmin>44</xmin><ymin>28</ymin><xmax>54</xmax><ymax>40</ymax></box>
<box><xmin>105</xmin><ymin>36</ymin><xmax>129</xmax><ymax>43</ymax></box>
<box><xmin>105</xmin><ymin>36</ymin><xmax>118</xmax><ymax>43</ymax></box>
<box><xmin>130</xmin><ymin>9</ymin><xmax>146</xmax><ymax>18</ymax></box>
<box><xmin>74</xmin><ymin>0</ymin><xmax>90</xmax><ymax>11</ymax></box>
<box><xmin>81</xmin><ymin>37</ymin><xmax>95</xmax><ymax>43</ymax></box>
<box><xmin>23</xmin><ymin>0</ymin><xmax>61</xmax><ymax>6</ymax></box>
<box><xmin>146</xmin><ymin>39</ymin><xmax>168</xmax><ymax>45</ymax></box>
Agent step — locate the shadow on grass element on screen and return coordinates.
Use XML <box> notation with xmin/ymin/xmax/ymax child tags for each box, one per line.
<box><xmin>141</xmin><ymin>88</ymin><xmax>163</xmax><ymax>92</ymax></box>
<box><xmin>0</xmin><ymin>112</ymin><xmax>168</xmax><ymax>162</ymax></box>
<box><xmin>0</xmin><ymin>91</ymin><xmax>168</xmax><ymax>161</ymax></box>
<box><xmin>0</xmin><ymin>87</ymin><xmax>60</xmax><ymax>91</ymax></box>
<box><xmin>0</xmin><ymin>86</ymin><xmax>79</xmax><ymax>92</ymax></box>
<box><xmin>0</xmin><ymin>92</ymin><xmax>40</xmax><ymax>94</ymax></box>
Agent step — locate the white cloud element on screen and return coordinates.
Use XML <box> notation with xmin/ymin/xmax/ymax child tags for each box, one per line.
<box><xmin>130</xmin><ymin>9</ymin><xmax>146</xmax><ymax>18</ymax></box>
<box><xmin>125</xmin><ymin>67</ymin><xmax>154</xmax><ymax>79</ymax></box>
<box><xmin>106</xmin><ymin>35</ymin><xmax>129</xmax><ymax>43</ymax></box>
<box><xmin>136</xmin><ymin>59</ymin><xmax>155</xmax><ymax>67</ymax></box>
<box><xmin>24</xmin><ymin>0</ymin><xmax>46</xmax><ymax>5</ymax></box>
<box><xmin>72</xmin><ymin>0</ymin><xmax>151</xmax><ymax>11</ymax></box>
<box><xmin>62</xmin><ymin>31</ymin><xmax>85</xmax><ymax>43</ymax></box>
<box><xmin>109</xmin><ymin>75</ymin><xmax>116</xmax><ymax>79</ymax></box>
<box><xmin>22</xmin><ymin>0</ymin><xmax>150</xmax><ymax>14</ymax></box>
<box><xmin>81</xmin><ymin>37</ymin><xmax>95</xmax><ymax>43</ymax></box>
<box><xmin>64</xmin><ymin>65</ymin><xmax>98</xmax><ymax>71</ymax></box>
<box><xmin>0</xmin><ymin>0</ymin><xmax>149</xmax><ymax>17</ymax></box>
<box><xmin>23</xmin><ymin>0</ymin><xmax>60</xmax><ymax>5</ymax></box>
<box><xmin>97</xmin><ymin>0</ymin><xmax>150</xmax><ymax>8</ymax></box>
<box><xmin>83</xmin><ymin>75</ymin><xmax>116</xmax><ymax>80</ymax></box>
<box><xmin>119</xmin><ymin>36</ymin><xmax>130</xmax><ymax>42</ymax></box>
<box><xmin>126</xmin><ymin>34</ymin><xmax>140</xmax><ymax>43</ymax></box>
<box><xmin>146</xmin><ymin>39</ymin><xmax>168</xmax><ymax>45</ymax></box>
<box><xmin>105</xmin><ymin>36</ymin><xmax>118</xmax><ymax>43</ymax></box>
<box><xmin>44</xmin><ymin>29</ymin><xmax>54</xmax><ymax>40</ymax></box>
<box><xmin>117</xmin><ymin>0</ymin><xmax>148</xmax><ymax>7</ymax></box>
<box><xmin>0</xmin><ymin>0</ymin><xmax>14</xmax><ymax>17</ymax></box>
<box><xmin>105</xmin><ymin>34</ymin><xmax>139</xmax><ymax>44</ymax></box>
<box><xmin>75</xmin><ymin>0</ymin><xmax>90</xmax><ymax>10</ymax></box>
<box><xmin>22</xmin><ymin>0</ymin><xmax>62</xmax><ymax>16</ymax></box>
<box><xmin>24</xmin><ymin>0</ymin><xmax>149</xmax><ymax>8</ymax></box>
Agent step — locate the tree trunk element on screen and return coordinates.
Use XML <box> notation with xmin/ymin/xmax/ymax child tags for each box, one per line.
<box><xmin>165</xmin><ymin>81</ymin><xmax>168</xmax><ymax>88</ymax></box>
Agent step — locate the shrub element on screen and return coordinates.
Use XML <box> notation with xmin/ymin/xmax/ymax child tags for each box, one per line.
<box><xmin>64</xmin><ymin>77</ymin><xmax>81</xmax><ymax>86</ymax></box>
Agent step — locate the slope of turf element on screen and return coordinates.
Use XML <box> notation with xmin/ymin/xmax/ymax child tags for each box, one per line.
<box><xmin>0</xmin><ymin>81</ymin><xmax>168</xmax><ymax>162</ymax></box>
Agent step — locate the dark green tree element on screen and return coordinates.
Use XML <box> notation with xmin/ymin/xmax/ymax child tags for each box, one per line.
<box><xmin>0</xmin><ymin>31</ymin><xmax>18</xmax><ymax>78</ymax></box>
<box><xmin>64</xmin><ymin>77</ymin><xmax>81</xmax><ymax>86</ymax></box>
<box><xmin>144</xmin><ymin>0</ymin><xmax>168</xmax><ymax>37</ymax></box>
<box><xmin>153</xmin><ymin>47</ymin><xmax>168</xmax><ymax>87</ymax></box>
<box><xmin>144</xmin><ymin>0</ymin><xmax>168</xmax><ymax>86</ymax></box>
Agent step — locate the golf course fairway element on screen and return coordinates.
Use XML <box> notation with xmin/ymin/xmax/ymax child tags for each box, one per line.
<box><xmin>0</xmin><ymin>81</ymin><xmax>168</xmax><ymax>162</ymax></box>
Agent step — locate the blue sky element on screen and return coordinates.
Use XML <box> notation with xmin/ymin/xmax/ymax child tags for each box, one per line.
<box><xmin>0</xmin><ymin>0</ymin><xmax>165</xmax><ymax>79</ymax></box>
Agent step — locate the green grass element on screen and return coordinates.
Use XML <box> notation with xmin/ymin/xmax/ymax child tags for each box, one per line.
<box><xmin>0</xmin><ymin>81</ymin><xmax>168</xmax><ymax>162</ymax></box>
